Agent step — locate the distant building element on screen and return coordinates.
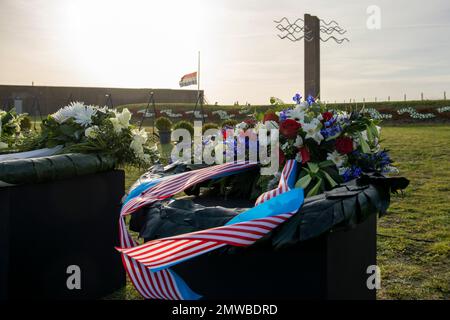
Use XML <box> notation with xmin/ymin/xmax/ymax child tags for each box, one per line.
<box><xmin>0</xmin><ymin>85</ymin><xmax>202</xmax><ymax>115</ymax></box>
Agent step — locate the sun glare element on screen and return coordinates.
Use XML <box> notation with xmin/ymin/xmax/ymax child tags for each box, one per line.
<box><xmin>61</xmin><ymin>0</ymin><xmax>205</xmax><ymax>88</ymax></box>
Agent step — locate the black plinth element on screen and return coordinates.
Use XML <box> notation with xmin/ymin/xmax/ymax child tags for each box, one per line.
<box><xmin>0</xmin><ymin>170</ymin><xmax>126</xmax><ymax>300</ymax></box>
<box><xmin>172</xmin><ymin>213</ymin><xmax>377</xmax><ymax>300</ymax></box>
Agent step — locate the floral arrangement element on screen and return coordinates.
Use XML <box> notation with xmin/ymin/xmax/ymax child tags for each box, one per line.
<box><xmin>185</xmin><ymin>110</ymin><xmax>208</xmax><ymax>119</ymax></box>
<box><xmin>0</xmin><ymin>109</ymin><xmax>30</xmax><ymax>150</ymax></box>
<box><xmin>437</xmin><ymin>106</ymin><xmax>450</xmax><ymax>113</ymax></box>
<box><xmin>26</xmin><ymin>102</ymin><xmax>159</xmax><ymax>166</ymax></box>
<box><xmin>198</xmin><ymin>93</ymin><xmax>398</xmax><ymax>198</ymax></box>
<box><xmin>364</xmin><ymin>108</ymin><xmax>393</xmax><ymax>120</ymax></box>
<box><xmin>160</xmin><ymin>109</ymin><xmax>183</xmax><ymax>118</ymax></box>
<box><xmin>212</xmin><ymin>110</ymin><xmax>235</xmax><ymax>120</ymax></box>
<box><xmin>397</xmin><ymin>107</ymin><xmax>435</xmax><ymax>119</ymax></box>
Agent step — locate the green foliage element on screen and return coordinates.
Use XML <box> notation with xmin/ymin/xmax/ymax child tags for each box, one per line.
<box><xmin>295</xmin><ymin>161</ymin><xmax>341</xmax><ymax>197</ymax></box>
<box><xmin>173</xmin><ymin>120</ymin><xmax>194</xmax><ymax>136</ymax></box>
<box><xmin>20</xmin><ymin>115</ymin><xmax>32</xmax><ymax>131</ymax></box>
<box><xmin>21</xmin><ymin>105</ymin><xmax>159</xmax><ymax>167</ymax></box>
<box><xmin>0</xmin><ymin>109</ymin><xmax>29</xmax><ymax>149</ymax></box>
<box><xmin>221</xmin><ymin>119</ymin><xmax>238</xmax><ymax>127</ymax></box>
<box><xmin>155</xmin><ymin>116</ymin><xmax>172</xmax><ymax>131</ymax></box>
<box><xmin>202</xmin><ymin>122</ymin><xmax>219</xmax><ymax>133</ymax></box>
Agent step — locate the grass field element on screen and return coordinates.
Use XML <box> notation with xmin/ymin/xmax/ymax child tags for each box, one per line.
<box><xmin>112</xmin><ymin>124</ymin><xmax>449</xmax><ymax>300</ymax></box>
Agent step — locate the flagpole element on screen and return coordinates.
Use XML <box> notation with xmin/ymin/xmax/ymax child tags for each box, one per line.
<box><xmin>197</xmin><ymin>51</ymin><xmax>200</xmax><ymax>98</ymax></box>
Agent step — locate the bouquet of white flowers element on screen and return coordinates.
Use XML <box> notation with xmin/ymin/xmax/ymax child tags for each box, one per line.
<box><xmin>25</xmin><ymin>102</ymin><xmax>159</xmax><ymax>167</ymax></box>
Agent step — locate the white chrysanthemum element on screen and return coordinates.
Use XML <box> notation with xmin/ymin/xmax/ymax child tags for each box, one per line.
<box><xmin>73</xmin><ymin>104</ymin><xmax>97</xmax><ymax>127</ymax></box>
<box><xmin>51</xmin><ymin>101</ymin><xmax>97</xmax><ymax>126</ymax></box>
<box><xmin>327</xmin><ymin>150</ymin><xmax>347</xmax><ymax>168</ymax></box>
<box><xmin>51</xmin><ymin>102</ymin><xmax>82</xmax><ymax>123</ymax></box>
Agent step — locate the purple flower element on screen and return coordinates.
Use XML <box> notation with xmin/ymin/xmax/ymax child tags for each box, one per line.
<box><xmin>292</xmin><ymin>93</ymin><xmax>302</xmax><ymax>104</ymax></box>
<box><xmin>306</xmin><ymin>95</ymin><xmax>315</xmax><ymax>106</ymax></box>
<box><xmin>279</xmin><ymin>109</ymin><xmax>289</xmax><ymax>122</ymax></box>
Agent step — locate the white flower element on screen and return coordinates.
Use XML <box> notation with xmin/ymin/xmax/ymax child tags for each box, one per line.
<box><xmin>73</xmin><ymin>104</ymin><xmax>97</xmax><ymax>127</ymax></box>
<box><xmin>296</xmin><ymin>101</ymin><xmax>309</xmax><ymax>109</ymax></box>
<box><xmin>302</xmin><ymin>122</ymin><xmax>324</xmax><ymax>144</ymax></box>
<box><xmin>51</xmin><ymin>101</ymin><xmax>97</xmax><ymax>126</ymax></box>
<box><xmin>130</xmin><ymin>139</ymin><xmax>144</xmax><ymax>157</ymax></box>
<box><xmin>84</xmin><ymin>126</ymin><xmax>99</xmax><ymax>139</ymax></box>
<box><xmin>0</xmin><ymin>142</ymin><xmax>8</xmax><ymax>149</ymax></box>
<box><xmin>131</xmin><ymin>128</ymin><xmax>148</xmax><ymax>144</ymax></box>
<box><xmin>110</xmin><ymin>108</ymin><xmax>132</xmax><ymax>133</ymax></box>
<box><xmin>327</xmin><ymin>150</ymin><xmax>347</xmax><ymax>168</ymax></box>
<box><xmin>130</xmin><ymin>128</ymin><xmax>150</xmax><ymax>161</ymax></box>
<box><xmin>286</xmin><ymin>106</ymin><xmax>306</xmax><ymax>123</ymax></box>
<box><xmin>116</xmin><ymin>108</ymin><xmax>132</xmax><ymax>127</ymax></box>
<box><xmin>294</xmin><ymin>135</ymin><xmax>303</xmax><ymax>148</ymax></box>
<box><xmin>383</xmin><ymin>165</ymin><xmax>399</xmax><ymax>175</ymax></box>
<box><xmin>236</xmin><ymin>122</ymin><xmax>248</xmax><ymax>130</ymax></box>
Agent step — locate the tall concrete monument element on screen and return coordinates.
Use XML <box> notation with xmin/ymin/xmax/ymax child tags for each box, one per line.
<box><xmin>274</xmin><ymin>14</ymin><xmax>349</xmax><ymax>100</ymax></box>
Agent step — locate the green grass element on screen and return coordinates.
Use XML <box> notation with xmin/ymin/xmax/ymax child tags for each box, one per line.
<box><xmin>376</xmin><ymin>125</ymin><xmax>449</xmax><ymax>300</ymax></box>
<box><xmin>110</xmin><ymin>124</ymin><xmax>449</xmax><ymax>300</ymax></box>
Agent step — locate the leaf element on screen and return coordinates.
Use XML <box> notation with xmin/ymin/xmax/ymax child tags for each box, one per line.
<box><xmin>358</xmin><ymin>132</ymin><xmax>371</xmax><ymax>153</ymax></box>
<box><xmin>318</xmin><ymin>160</ymin><xmax>334</xmax><ymax>168</ymax></box>
<box><xmin>307</xmin><ymin>162</ymin><xmax>320</xmax><ymax>174</ymax></box>
<box><xmin>295</xmin><ymin>174</ymin><xmax>312</xmax><ymax>189</ymax></box>
<box><xmin>306</xmin><ymin>177</ymin><xmax>323</xmax><ymax>197</ymax></box>
<box><xmin>321</xmin><ymin>169</ymin><xmax>338</xmax><ymax>188</ymax></box>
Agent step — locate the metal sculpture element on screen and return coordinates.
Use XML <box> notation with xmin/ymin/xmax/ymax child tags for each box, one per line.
<box><xmin>274</xmin><ymin>14</ymin><xmax>349</xmax><ymax>98</ymax></box>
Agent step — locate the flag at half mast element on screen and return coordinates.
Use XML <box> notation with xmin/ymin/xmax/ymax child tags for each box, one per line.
<box><xmin>179</xmin><ymin>72</ymin><xmax>197</xmax><ymax>87</ymax></box>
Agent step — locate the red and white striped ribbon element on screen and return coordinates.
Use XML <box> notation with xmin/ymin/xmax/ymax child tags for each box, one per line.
<box><xmin>255</xmin><ymin>159</ymin><xmax>296</xmax><ymax>206</ymax></box>
<box><xmin>119</xmin><ymin>161</ymin><xmax>257</xmax><ymax>299</ymax></box>
<box><xmin>118</xmin><ymin>160</ymin><xmax>297</xmax><ymax>299</ymax></box>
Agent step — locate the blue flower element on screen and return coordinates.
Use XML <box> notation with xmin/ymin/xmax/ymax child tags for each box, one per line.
<box><xmin>279</xmin><ymin>109</ymin><xmax>289</xmax><ymax>122</ymax></box>
<box><xmin>306</xmin><ymin>95</ymin><xmax>315</xmax><ymax>106</ymax></box>
<box><xmin>292</xmin><ymin>93</ymin><xmax>302</xmax><ymax>104</ymax></box>
<box><xmin>320</xmin><ymin>124</ymin><xmax>342</xmax><ymax>139</ymax></box>
<box><xmin>342</xmin><ymin>165</ymin><xmax>363</xmax><ymax>182</ymax></box>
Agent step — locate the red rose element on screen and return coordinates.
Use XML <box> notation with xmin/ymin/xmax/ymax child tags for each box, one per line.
<box><xmin>264</xmin><ymin>112</ymin><xmax>279</xmax><ymax>123</ymax></box>
<box><xmin>298</xmin><ymin>146</ymin><xmax>310</xmax><ymax>164</ymax></box>
<box><xmin>322</xmin><ymin>112</ymin><xmax>333</xmax><ymax>122</ymax></box>
<box><xmin>280</xmin><ymin>119</ymin><xmax>301</xmax><ymax>139</ymax></box>
<box><xmin>335</xmin><ymin>137</ymin><xmax>354</xmax><ymax>154</ymax></box>
<box><xmin>244</xmin><ymin>119</ymin><xmax>256</xmax><ymax>127</ymax></box>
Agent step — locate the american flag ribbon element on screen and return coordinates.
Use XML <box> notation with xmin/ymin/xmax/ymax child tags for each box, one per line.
<box><xmin>118</xmin><ymin>160</ymin><xmax>302</xmax><ymax>300</ymax></box>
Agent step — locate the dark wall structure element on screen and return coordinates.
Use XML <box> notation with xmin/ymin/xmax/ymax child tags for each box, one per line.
<box><xmin>0</xmin><ymin>85</ymin><xmax>202</xmax><ymax>115</ymax></box>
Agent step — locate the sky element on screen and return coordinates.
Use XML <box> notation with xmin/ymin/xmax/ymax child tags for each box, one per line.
<box><xmin>0</xmin><ymin>0</ymin><xmax>449</xmax><ymax>104</ymax></box>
